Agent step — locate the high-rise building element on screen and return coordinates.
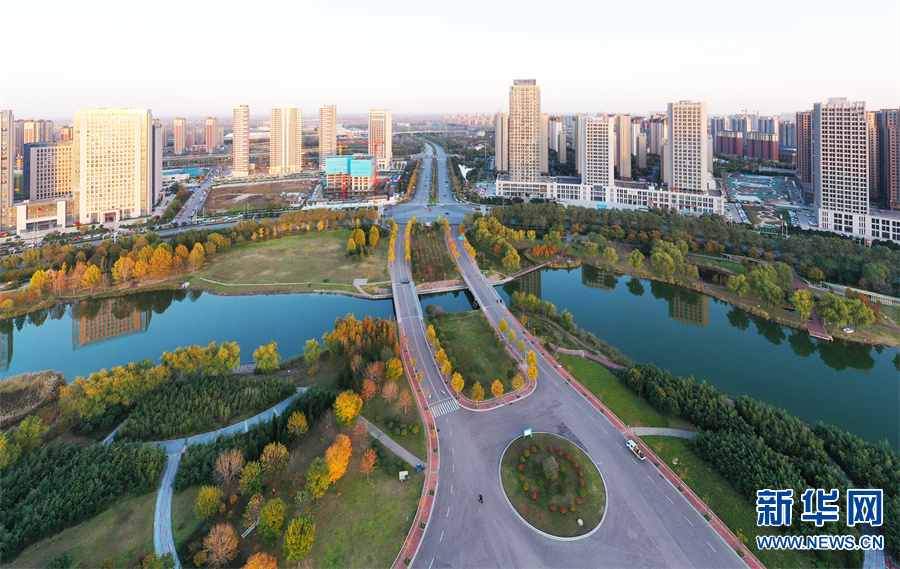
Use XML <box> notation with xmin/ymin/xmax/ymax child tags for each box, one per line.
<box><xmin>759</xmin><ymin>117</ymin><xmax>780</xmax><ymax>136</ymax></box>
<box><xmin>666</xmin><ymin>101</ymin><xmax>708</xmax><ymax>194</ymax></box>
<box><xmin>638</xmin><ymin>133</ymin><xmax>648</xmax><ymax>170</ymax></box>
<box><xmin>615</xmin><ymin>114</ymin><xmax>632</xmax><ymax>180</ymax></box>
<box><xmin>583</xmin><ymin>115</ymin><xmax>614</xmax><ymax>187</ymax></box>
<box><xmin>14</xmin><ymin>120</ymin><xmax>25</xmax><ymax>160</ymax></box>
<box><xmin>0</xmin><ymin>110</ymin><xmax>14</xmax><ymax>231</ymax></box>
<box><xmin>796</xmin><ymin>110</ymin><xmax>814</xmax><ymax>201</ymax></box>
<box><xmin>508</xmin><ymin>79</ymin><xmax>541</xmax><ymax>183</ymax></box>
<box><xmin>540</xmin><ymin>114</ymin><xmax>549</xmax><ymax>175</ymax></box>
<box><xmin>649</xmin><ymin>116</ymin><xmax>666</xmax><ymax>155</ymax></box>
<box><xmin>710</xmin><ymin>117</ymin><xmax>728</xmax><ymax>152</ymax></box>
<box><xmin>205</xmin><ymin>117</ymin><xmax>218</xmax><ymax>153</ymax></box>
<box><xmin>558</xmin><ymin>130</ymin><xmax>567</xmax><ymax>165</ymax></box>
<box><xmin>232</xmin><ymin>105</ymin><xmax>250</xmax><ymax>177</ymax></box>
<box><xmin>716</xmin><ymin>131</ymin><xmax>744</xmax><ymax>156</ymax></box>
<box><xmin>631</xmin><ymin>117</ymin><xmax>641</xmax><ymax>156</ymax></box>
<box><xmin>319</xmin><ymin>105</ymin><xmax>337</xmax><ymax>170</ymax></box>
<box><xmin>814</xmin><ymin>98</ymin><xmax>869</xmax><ymax>235</ymax></box>
<box><xmin>548</xmin><ymin>116</ymin><xmax>560</xmax><ymax>152</ymax></box>
<box><xmin>173</xmin><ymin>117</ymin><xmax>186</xmax><ymax>154</ymax></box>
<box><xmin>779</xmin><ymin>120</ymin><xmax>797</xmax><ymax>148</ymax></box>
<box><xmin>324</xmin><ymin>155</ymin><xmax>376</xmax><ymax>199</ymax></box>
<box><xmin>494</xmin><ymin>110</ymin><xmax>508</xmax><ymax>173</ymax></box>
<box><xmin>23</xmin><ymin>142</ymin><xmax>73</xmax><ymax>201</ymax></box>
<box><xmin>269</xmin><ymin>106</ymin><xmax>303</xmax><ymax>175</ymax></box>
<box><xmin>60</xmin><ymin>126</ymin><xmax>74</xmax><ymax>142</ymax></box>
<box><xmin>72</xmin><ymin>108</ymin><xmax>160</xmax><ymax>224</ymax></box>
<box><xmin>866</xmin><ymin>111</ymin><xmax>880</xmax><ymax>202</ymax></box>
<box><xmin>573</xmin><ymin>113</ymin><xmax>587</xmax><ymax>176</ymax></box>
<box><xmin>745</xmin><ymin>132</ymin><xmax>779</xmax><ymax>162</ymax></box>
<box><xmin>876</xmin><ymin>109</ymin><xmax>899</xmax><ymax>210</ymax></box>
<box><xmin>368</xmin><ymin>108</ymin><xmax>392</xmax><ymax>170</ymax></box>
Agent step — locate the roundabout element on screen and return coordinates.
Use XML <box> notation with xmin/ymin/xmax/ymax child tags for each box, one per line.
<box><xmin>499</xmin><ymin>432</ymin><xmax>607</xmax><ymax>540</ymax></box>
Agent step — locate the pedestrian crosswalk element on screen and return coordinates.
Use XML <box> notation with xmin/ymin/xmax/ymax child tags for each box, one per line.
<box><xmin>430</xmin><ymin>398</ymin><xmax>460</xmax><ymax>418</ymax></box>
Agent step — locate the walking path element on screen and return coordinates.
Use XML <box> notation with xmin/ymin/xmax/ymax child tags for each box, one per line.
<box><xmin>793</xmin><ymin>277</ymin><xmax>832</xmax><ymax>340</ymax></box>
<box><xmin>631</xmin><ymin>427</ymin><xmax>697</xmax><ymax>439</ymax></box>
<box><xmin>359</xmin><ymin>417</ymin><xmax>425</xmax><ymax>467</ymax></box>
<box><xmin>548</xmin><ymin>343</ymin><xmax>627</xmax><ymax>370</ymax></box>
<box><xmin>150</xmin><ymin>388</ymin><xmax>306</xmax><ymax>566</ymax></box>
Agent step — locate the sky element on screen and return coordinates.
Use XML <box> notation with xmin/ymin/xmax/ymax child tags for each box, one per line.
<box><xmin>1</xmin><ymin>0</ymin><xmax>898</xmax><ymax>121</ymax></box>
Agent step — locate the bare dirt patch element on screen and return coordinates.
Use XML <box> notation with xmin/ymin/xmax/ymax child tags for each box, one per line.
<box><xmin>205</xmin><ymin>179</ymin><xmax>317</xmax><ymax>213</ymax></box>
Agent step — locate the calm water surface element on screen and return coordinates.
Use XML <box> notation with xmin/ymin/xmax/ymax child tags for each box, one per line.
<box><xmin>424</xmin><ymin>266</ymin><xmax>899</xmax><ymax>447</ymax></box>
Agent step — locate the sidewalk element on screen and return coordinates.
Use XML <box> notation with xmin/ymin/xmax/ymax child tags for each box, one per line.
<box><xmin>360</xmin><ymin>417</ymin><xmax>424</xmax><ymax>467</ymax></box>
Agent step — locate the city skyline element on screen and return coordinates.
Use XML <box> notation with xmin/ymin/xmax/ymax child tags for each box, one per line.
<box><xmin>1</xmin><ymin>1</ymin><xmax>897</xmax><ymax>118</ymax></box>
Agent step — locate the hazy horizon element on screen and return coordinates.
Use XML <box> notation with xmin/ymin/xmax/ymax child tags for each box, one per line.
<box><xmin>2</xmin><ymin>0</ymin><xmax>898</xmax><ymax>121</ymax></box>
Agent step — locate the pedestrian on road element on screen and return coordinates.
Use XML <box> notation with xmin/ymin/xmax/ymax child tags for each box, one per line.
<box><xmin>478</xmin><ymin>494</ymin><xmax>483</xmax><ymax>503</ymax></box>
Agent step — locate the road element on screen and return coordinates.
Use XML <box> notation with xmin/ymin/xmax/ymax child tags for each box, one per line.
<box><xmin>172</xmin><ymin>166</ymin><xmax>221</xmax><ymax>226</ymax></box>
<box><xmin>390</xmin><ymin>158</ymin><xmax>747</xmax><ymax>568</ymax></box>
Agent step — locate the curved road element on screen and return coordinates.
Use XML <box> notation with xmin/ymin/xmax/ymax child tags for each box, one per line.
<box><xmin>390</xmin><ymin>145</ymin><xmax>746</xmax><ymax>568</ymax></box>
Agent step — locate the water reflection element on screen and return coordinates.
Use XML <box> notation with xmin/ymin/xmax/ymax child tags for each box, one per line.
<box><xmin>582</xmin><ymin>265</ymin><xmax>618</xmax><ymax>291</ymax></box>
<box><xmin>625</xmin><ymin>278</ymin><xmax>645</xmax><ymax>297</ymax></box>
<box><xmin>72</xmin><ymin>299</ymin><xmax>151</xmax><ymax>350</ymax></box>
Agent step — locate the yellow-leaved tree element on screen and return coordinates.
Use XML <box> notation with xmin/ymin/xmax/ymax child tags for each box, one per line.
<box><xmin>471</xmin><ymin>381</ymin><xmax>485</xmax><ymax>402</ymax></box>
<box><xmin>325</xmin><ymin>433</ymin><xmax>352</xmax><ymax>484</ymax></box>
<box><xmin>334</xmin><ymin>390</ymin><xmax>363</xmax><ymax>426</ymax></box>
<box><xmin>491</xmin><ymin>380</ymin><xmax>504</xmax><ymax>398</ymax></box>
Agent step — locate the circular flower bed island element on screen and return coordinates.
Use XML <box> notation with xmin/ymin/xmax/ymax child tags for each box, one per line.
<box><xmin>500</xmin><ymin>432</ymin><xmax>606</xmax><ymax>538</ymax></box>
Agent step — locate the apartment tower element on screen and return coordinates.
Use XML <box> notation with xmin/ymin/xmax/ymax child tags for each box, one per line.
<box><xmin>319</xmin><ymin>105</ymin><xmax>337</xmax><ymax>170</ymax></box>
<box><xmin>615</xmin><ymin>114</ymin><xmax>632</xmax><ymax>180</ymax></box>
<box><xmin>205</xmin><ymin>117</ymin><xmax>218</xmax><ymax>153</ymax></box>
<box><xmin>508</xmin><ymin>79</ymin><xmax>541</xmax><ymax>183</ymax></box>
<box><xmin>796</xmin><ymin>110</ymin><xmax>813</xmax><ymax>185</ymax></box>
<box><xmin>666</xmin><ymin>101</ymin><xmax>708</xmax><ymax>194</ymax></box>
<box><xmin>876</xmin><ymin>110</ymin><xmax>899</xmax><ymax>210</ymax></box>
<box><xmin>72</xmin><ymin>108</ymin><xmax>159</xmax><ymax>224</ymax></box>
<box><xmin>541</xmin><ymin>114</ymin><xmax>549</xmax><ymax>175</ymax></box>
<box><xmin>269</xmin><ymin>106</ymin><xmax>303</xmax><ymax>175</ymax></box>
<box><xmin>494</xmin><ymin>110</ymin><xmax>508</xmax><ymax>173</ymax></box>
<box><xmin>232</xmin><ymin>105</ymin><xmax>250</xmax><ymax>177</ymax></box>
<box><xmin>0</xmin><ymin>110</ymin><xmax>14</xmax><ymax>231</ymax></box>
<box><xmin>368</xmin><ymin>109</ymin><xmax>392</xmax><ymax>170</ymax></box>
<box><xmin>583</xmin><ymin>115</ymin><xmax>615</xmax><ymax>187</ymax></box>
<box><xmin>813</xmin><ymin>98</ymin><xmax>868</xmax><ymax>235</ymax></box>
<box><xmin>173</xmin><ymin>117</ymin><xmax>186</xmax><ymax>154</ymax></box>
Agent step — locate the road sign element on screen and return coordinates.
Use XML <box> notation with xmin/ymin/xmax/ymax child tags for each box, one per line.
<box><xmin>524</xmin><ymin>428</ymin><xmax>533</xmax><ymax>438</ymax></box>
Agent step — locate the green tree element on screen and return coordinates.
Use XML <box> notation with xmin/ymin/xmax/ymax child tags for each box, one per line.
<box><xmin>502</xmin><ymin>247</ymin><xmax>521</xmax><ymax>272</ymax></box>
<box><xmin>258</xmin><ymin>498</ymin><xmax>287</xmax><ymax>543</ymax></box>
<box><xmin>603</xmin><ymin>246</ymin><xmax>618</xmax><ymax>264</ymax></box>
<box><xmin>284</xmin><ymin>514</ymin><xmax>316</xmax><ymax>562</ymax></box>
<box><xmin>239</xmin><ymin>461</ymin><xmax>264</xmax><ymax>497</ymax></box>
<box><xmin>194</xmin><ymin>485</ymin><xmax>222</xmax><ymax>520</ymax></box>
<box><xmin>651</xmin><ymin>250</ymin><xmax>675</xmax><ymax>275</ymax></box>
<box><xmin>627</xmin><ymin>249</ymin><xmax>644</xmax><ymax>269</ymax></box>
<box><xmin>22</xmin><ymin>247</ymin><xmax>42</xmax><ymax>266</ymax></box>
<box><xmin>728</xmin><ymin>274</ymin><xmax>751</xmax><ymax>297</ymax></box>
<box><xmin>82</xmin><ymin>264</ymin><xmax>102</xmax><ymax>292</ymax></box>
<box><xmin>584</xmin><ymin>242</ymin><xmax>599</xmax><ymax>257</ymax></box>
<box><xmin>789</xmin><ymin>289</ymin><xmax>815</xmax><ymax>320</ymax></box>
<box><xmin>305</xmin><ymin>457</ymin><xmax>331</xmax><ymax>503</ymax></box>
<box><xmin>253</xmin><ymin>341</ymin><xmax>280</xmax><ymax>374</ymax></box>
<box><xmin>517</xmin><ymin>339</ymin><xmax>526</xmax><ymax>353</ymax></box>
<box><xmin>304</xmin><ymin>338</ymin><xmax>322</xmax><ymax>373</ymax></box>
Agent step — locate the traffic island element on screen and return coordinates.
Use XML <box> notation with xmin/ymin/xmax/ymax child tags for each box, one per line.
<box><xmin>499</xmin><ymin>432</ymin><xmax>607</xmax><ymax>540</ymax></box>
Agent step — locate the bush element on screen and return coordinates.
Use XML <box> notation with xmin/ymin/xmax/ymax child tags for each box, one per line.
<box><xmin>387</xmin><ymin>420</ymin><xmax>394</xmax><ymax>429</ymax></box>
<box><xmin>576</xmin><ymin>497</ymin><xmax>582</xmax><ymax>504</ymax></box>
<box><xmin>560</xmin><ymin>506</ymin><xmax>566</xmax><ymax>514</ymax></box>
<box><xmin>530</xmin><ymin>491</ymin><xmax>537</xmax><ymax>499</ymax></box>
<box><xmin>411</xmin><ymin>425</ymin><xmax>419</xmax><ymax>434</ymax></box>
<box><xmin>579</xmin><ymin>488</ymin><xmax>587</xmax><ymax>497</ymax></box>
<box><xmin>523</xmin><ymin>483</ymin><xmax>529</xmax><ymax>491</ymax></box>
<box><xmin>580</xmin><ymin>479</ymin><xmax>585</xmax><ymax>487</ymax></box>
<box><xmin>401</xmin><ymin>428</ymin><xmax>407</xmax><ymax>436</ymax></box>
<box><xmin>573</xmin><ymin>461</ymin><xmax>579</xmax><ymax>468</ymax></box>
<box><xmin>393</xmin><ymin>427</ymin><xmax>401</xmax><ymax>436</ymax></box>
<box><xmin>531</xmin><ymin>446</ymin><xmax>537</xmax><ymax>453</ymax></box>
<box><xmin>550</xmin><ymin>504</ymin><xmax>557</xmax><ymax>511</ymax></box>
<box><xmin>518</xmin><ymin>464</ymin><xmax>524</xmax><ymax>471</ymax></box>
<box><xmin>566</xmin><ymin>453</ymin><xmax>572</xmax><ymax>460</ymax></box>
<box><xmin>523</xmin><ymin>450</ymin><xmax>530</xmax><ymax>458</ymax></box>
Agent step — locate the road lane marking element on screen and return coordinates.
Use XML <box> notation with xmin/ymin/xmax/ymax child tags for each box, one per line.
<box><xmin>440</xmin><ymin>531</ymin><xmax>444</xmax><ymax>542</ymax></box>
<box><xmin>685</xmin><ymin>516</ymin><xmax>694</xmax><ymax>526</ymax></box>
<box><xmin>429</xmin><ymin>558</ymin><xmax>435</xmax><ymax>569</ymax></box>
<box><xmin>447</xmin><ymin>506</ymin><xmax>450</xmax><ymax>517</ymax></box>
<box><xmin>599</xmin><ymin>426</ymin><xmax>608</xmax><ymax>434</ymax></box>
<box><xmin>706</xmin><ymin>541</ymin><xmax>716</xmax><ymax>552</ymax></box>
<box><xmin>451</xmin><ymin>484</ymin><xmax>453</xmax><ymax>494</ymax></box>
<box><xmin>589</xmin><ymin>415</ymin><xmax>596</xmax><ymax>422</ymax></box>
<box><xmin>646</xmin><ymin>474</ymin><xmax>656</xmax><ymax>484</ymax></box>
<box><xmin>665</xmin><ymin>495</ymin><xmax>674</xmax><ymax>504</ymax></box>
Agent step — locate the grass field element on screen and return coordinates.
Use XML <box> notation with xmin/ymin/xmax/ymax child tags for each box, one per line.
<box><xmin>500</xmin><ymin>433</ymin><xmax>605</xmax><ymax>537</ymax></box>
<box><xmin>641</xmin><ymin>435</ymin><xmax>828</xmax><ymax>569</ymax></box>
<box><xmin>205</xmin><ymin>179</ymin><xmax>316</xmax><ymax>213</ymax></box>
<box><xmin>173</xmin><ymin>416</ymin><xmax>422</xmax><ymax>568</ymax></box>
<box><xmin>685</xmin><ymin>254</ymin><xmax>747</xmax><ymax>275</ymax></box>
<box><xmin>194</xmin><ymin>229</ymin><xmax>389</xmax><ymax>288</ymax></box>
<box><xmin>432</xmin><ymin>311</ymin><xmax>520</xmax><ymax>399</ymax></box>
<box><xmin>557</xmin><ymin>355</ymin><xmax>693</xmax><ymax>430</ymax></box>
<box><xmin>361</xmin><ymin>388</ymin><xmax>427</xmax><ymax>462</ymax></box>
<box><xmin>7</xmin><ymin>491</ymin><xmax>157</xmax><ymax>569</ymax></box>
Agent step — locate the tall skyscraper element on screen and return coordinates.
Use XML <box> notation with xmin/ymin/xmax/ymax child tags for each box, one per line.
<box><xmin>779</xmin><ymin>120</ymin><xmax>797</xmax><ymax>148</ymax></box>
<box><xmin>558</xmin><ymin>130</ymin><xmax>567</xmax><ymax>165</ymax></box>
<box><xmin>269</xmin><ymin>106</ymin><xmax>303</xmax><ymax>174</ymax></box>
<box><xmin>494</xmin><ymin>110</ymin><xmax>508</xmax><ymax>173</ymax></box>
<box><xmin>368</xmin><ymin>108</ymin><xmax>392</xmax><ymax>170</ymax></box>
<box><xmin>319</xmin><ymin>105</ymin><xmax>337</xmax><ymax>170</ymax></box>
<box><xmin>0</xmin><ymin>110</ymin><xmax>14</xmax><ymax>231</ymax></box>
<box><xmin>814</xmin><ymin>98</ymin><xmax>868</xmax><ymax>235</ymax></box>
<box><xmin>72</xmin><ymin>108</ymin><xmax>160</xmax><ymax>224</ymax></box>
<box><xmin>796</xmin><ymin>110</ymin><xmax>813</xmax><ymax>201</ymax></box>
<box><xmin>60</xmin><ymin>126</ymin><xmax>74</xmax><ymax>142</ymax></box>
<box><xmin>573</xmin><ymin>113</ymin><xmax>588</xmax><ymax>176</ymax></box>
<box><xmin>508</xmin><ymin>79</ymin><xmax>541</xmax><ymax>183</ymax></box>
<box><xmin>205</xmin><ymin>117</ymin><xmax>218</xmax><ymax>153</ymax></box>
<box><xmin>876</xmin><ymin>109</ymin><xmax>899</xmax><ymax>210</ymax></box>
<box><xmin>710</xmin><ymin>117</ymin><xmax>728</xmax><ymax>152</ymax></box>
<box><xmin>649</xmin><ymin>116</ymin><xmax>666</xmax><ymax>155</ymax></box>
<box><xmin>173</xmin><ymin>117</ymin><xmax>186</xmax><ymax>154</ymax></box>
<box><xmin>232</xmin><ymin>105</ymin><xmax>250</xmax><ymax>177</ymax></box>
<box><xmin>759</xmin><ymin>117</ymin><xmax>780</xmax><ymax>136</ymax></box>
<box><xmin>14</xmin><ymin>120</ymin><xmax>25</xmax><ymax>160</ymax></box>
<box><xmin>615</xmin><ymin>114</ymin><xmax>632</xmax><ymax>180</ymax></box>
<box><xmin>583</xmin><ymin>115</ymin><xmax>614</xmax><ymax>187</ymax></box>
<box><xmin>638</xmin><ymin>133</ymin><xmax>648</xmax><ymax>170</ymax></box>
<box><xmin>540</xmin><ymin>114</ymin><xmax>549</xmax><ymax>175</ymax></box>
<box><xmin>666</xmin><ymin>101</ymin><xmax>708</xmax><ymax>194</ymax></box>
<box><xmin>866</xmin><ymin>111</ymin><xmax>881</xmax><ymax>202</ymax></box>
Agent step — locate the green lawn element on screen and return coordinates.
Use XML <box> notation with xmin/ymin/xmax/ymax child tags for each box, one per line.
<box><xmin>172</xmin><ymin>415</ymin><xmax>423</xmax><ymax>568</ymax></box>
<box><xmin>432</xmin><ymin>311</ymin><xmax>520</xmax><ymax>399</ymax></box>
<box><xmin>641</xmin><ymin>436</ymin><xmax>822</xmax><ymax>569</ymax></box>
<box><xmin>361</xmin><ymin>384</ymin><xmax>427</xmax><ymax>462</ymax></box>
<box><xmin>558</xmin><ymin>355</ymin><xmax>693</xmax><ymax>430</ymax></box>
<box><xmin>500</xmin><ymin>433</ymin><xmax>605</xmax><ymax>537</ymax></box>
<box><xmin>195</xmin><ymin>229</ymin><xmax>389</xmax><ymax>287</ymax></box>
<box><xmin>7</xmin><ymin>491</ymin><xmax>157</xmax><ymax>569</ymax></box>
<box><xmin>685</xmin><ymin>254</ymin><xmax>747</xmax><ymax>275</ymax></box>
